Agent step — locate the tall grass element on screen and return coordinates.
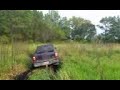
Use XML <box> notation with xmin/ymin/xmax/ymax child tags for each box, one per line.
<box><xmin>56</xmin><ymin>43</ymin><xmax>120</xmax><ymax>80</ymax></box>
<box><xmin>28</xmin><ymin>42</ymin><xmax>120</xmax><ymax>80</ymax></box>
<box><xmin>0</xmin><ymin>42</ymin><xmax>31</xmax><ymax>79</ymax></box>
<box><xmin>0</xmin><ymin>42</ymin><xmax>120</xmax><ymax>80</ymax></box>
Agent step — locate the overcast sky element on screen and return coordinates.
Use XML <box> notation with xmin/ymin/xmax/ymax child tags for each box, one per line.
<box><xmin>40</xmin><ymin>10</ymin><xmax>120</xmax><ymax>34</ymax></box>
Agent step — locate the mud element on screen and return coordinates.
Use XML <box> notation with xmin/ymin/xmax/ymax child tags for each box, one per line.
<box><xmin>15</xmin><ymin>69</ymin><xmax>32</xmax><ymax>80</ymax></box>
<box><xmin>15</xmin><ymin>63</ymin><xmax>62</xmax><ymax>80</ymax></box>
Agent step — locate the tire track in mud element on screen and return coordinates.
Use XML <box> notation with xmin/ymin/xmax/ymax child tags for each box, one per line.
<box><xmin>15</xmin><ymin>69</ymin><xmax>32</xmax><ymax>80</ymax></box>
<box><xmin>15</xmin><ymin>64</ymin><xmax>62</xmax><ymax>80</ymax></box>
<box><xmin>15</xmin><ymin>53</ymin><xmax>62</xmax><ymax>80</ymax></box>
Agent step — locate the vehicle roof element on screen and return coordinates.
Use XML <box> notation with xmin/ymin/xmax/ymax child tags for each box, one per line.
<box><xmin>37</xmin><ymin>44</ymin><xmax>53</xmax><ymax>49</ymax></box>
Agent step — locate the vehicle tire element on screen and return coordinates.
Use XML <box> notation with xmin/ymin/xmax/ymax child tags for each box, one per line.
<box><xmin>52</xmin><ymin>62</ymin><xmax>62</xmax><ymax>72</ymax></box>
<box><xmin>30</xmin><ymin>64</ymin><xmax>35</xmax><ymax>70</ymax></box>
<box><xmin>53</xmin><ymin>62</ymin><xmax>59</xmax><ymax>65</ymax></box>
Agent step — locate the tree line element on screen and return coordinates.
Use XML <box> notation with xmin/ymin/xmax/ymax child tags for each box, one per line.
<box><xmin>0</xmin><ymin>10</ymin><xmax>120</xmax><ymax>44</ymax></box>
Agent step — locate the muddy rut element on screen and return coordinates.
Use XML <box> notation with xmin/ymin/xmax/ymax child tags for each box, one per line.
<box><xmin>15</xmin><ymin>64</ymin><xmax>61</xmax><ymax>80</ymax></box>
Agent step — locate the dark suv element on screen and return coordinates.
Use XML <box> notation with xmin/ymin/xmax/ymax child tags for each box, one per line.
<box><xmin>32</xmin><ymin>44</ymin><xmax>60</xmax><ymax>67</ymax></box>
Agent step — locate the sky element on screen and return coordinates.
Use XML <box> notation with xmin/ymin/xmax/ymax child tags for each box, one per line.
<box><xmin>40</xmin><ymin>10</ymin><xmax>120</xmax><ymax>34</ymax></box>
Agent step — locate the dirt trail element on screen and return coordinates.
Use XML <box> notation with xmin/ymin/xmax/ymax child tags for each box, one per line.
<box><xmin>15</xmin><ymin>69</ymin><xmax>32</xmax><ymax>80</ymax></box>
<box><xmin>15</xmin><ymin>64</ymin><xmax>61</xmax><ymax>80</ymax></box>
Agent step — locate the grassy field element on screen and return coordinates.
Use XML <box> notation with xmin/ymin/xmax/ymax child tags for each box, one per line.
<box><xmin>0</xmin><ymin>42</ymin><xmax>120</xmax><ymax>80</ymax></box>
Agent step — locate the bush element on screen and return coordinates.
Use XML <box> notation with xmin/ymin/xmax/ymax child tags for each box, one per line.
<box><xmin>28</xmin><ymin>40</ymin><xmax>34</xmax><ymax>43</ymax></box>
<box><xmin>74</xmin><ymin>35</ymin><xmax>81</xmax><ymax>41</ymax></box>
<box><xmin>0</xmin><ymin>35</ymin><xmax>9</xmax><ymax>44</ymax></box>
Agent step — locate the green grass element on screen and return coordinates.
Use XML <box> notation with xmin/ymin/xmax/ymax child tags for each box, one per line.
<box><xmin>0</xmin><ymin>42</ymin><xmax>120</xmax><ymax>80</ymax></box>
<box><xmin>0</xmin><ymin>42</ymin><xmax>31</xmax><ymax>79</ymax></box>
<box><xmin>28</xmin><ymin>68</ymin><xmax>56</xmax><ymax>80</ymax></box>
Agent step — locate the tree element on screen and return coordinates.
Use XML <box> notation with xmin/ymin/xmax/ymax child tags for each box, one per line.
<box><xmin>98</xmin><ymin>16</ymin><xmax>120</xmax><ymax>43</ymax></box>
<box><xmin>69</xmin><ymin>16</ymin><xmax>96</xmax><ymax>41</ymax></box>
<box><xmin>59</xmin><ymin>17</ymin><xmax>71</xmax><ymax>39</ymax></box>
<box><xmin>0</xmin><ymin>10</ymin><xmax>34</xmax><ymax>42</ymax></box>
<box><xmin>43</xmin><ymin>10</ymin><xmax>66</xmax><ymax>42</ymax></box>
<box><xmin>0</xmin><ymin>10</ymin><xmax>97</xmax><ymax>43</ymax></box>
<box><xmin>30</xmin><ymin>10</ymin><xmax>44</xmax><ymax>42</ymax></box>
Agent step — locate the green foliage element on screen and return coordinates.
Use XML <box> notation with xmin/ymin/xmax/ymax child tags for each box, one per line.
<box><xmin>69</xmin><ymin>16</ymin><xmax>96</xmax><ymax>41</ymax></box>
<box><xmin>0</xmin><ymin>42</ymin><xmax>30</xmax><ymax>79</ymax></box>
<box><xmin>0</xmin><ymin>10</ymin><xmax>98</xmax><ymax>43</ymax></box>
<box><xmin>59</xmin><ymin>17</ymin><xmax>71</xmax><ymax>39</ymax></box>
<box><xmin>0</xmin><ymin>35</ymin><xmax>9</xmax><ymax>44</ymax></box>
<box><xmin>98</xmin><ymin>16</ymin><xmax>120</xmax><ymax>43</ymax></box>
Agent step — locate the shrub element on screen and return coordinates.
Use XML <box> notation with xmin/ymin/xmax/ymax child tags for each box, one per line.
<box><xmin>0</xmin><ymin>35</ymin><xmax>9</xmax><ymax>44</ymax></box>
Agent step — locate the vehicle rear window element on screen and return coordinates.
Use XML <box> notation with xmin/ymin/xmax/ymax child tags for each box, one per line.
<box><xmin>36</xmin><ymin>44</ymin><xmax>54</xmax><ymax>54</ymax></box>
